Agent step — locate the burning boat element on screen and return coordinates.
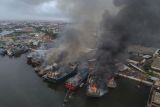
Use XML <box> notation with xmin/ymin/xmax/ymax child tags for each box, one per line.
<box><xmin>64</xmin><ymin>64</ymin><xmax>89</xmax><ymax>91</ymax></box>
<box><xmin>27</xmin><ymin>50</ymin><xmax>47</xmax><ymax>66</ymax></box>
<box><xmin>38</xmin><ymin>65</ymin><xmax>53</xmax><ymax>77</ymax></box>
<box><xmin>7</xmin><ymin>48</ymin><xmax>15</xmax><ymax>56</ymax></box>
<box><xmin>86</xmin><ymin>75</ymin><xmax>108</xmax><ymax>98</ymax></box>
<box><xmin>34</xmin><ymin>65</ymin><xmax>47</xmax><ymax>73</ymax></box>
<box><xmin>43</xmin><ymin>63</ymin><xmax>78</xmax><ymax>83</ymax></box>
<box><xmin>31</xmin><ymin>56</ymin><xmax>44</xmax><ymax>67</ymax></box>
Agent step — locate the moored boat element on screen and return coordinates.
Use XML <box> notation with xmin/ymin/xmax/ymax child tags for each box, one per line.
<box><xmin>34</xmin><ymin>65</ymin><xmax>46</xmax><ymax>73</ymax></box>
<box><xmin>64</xmin><ymin>64</ymin><xmax>89</xmax><ymax>91</ymax></box>
<box><xmin>38</xmin><ymin>65</ymin><xmax>53</xmax><ymax>77</ymax></box>
<box><xmin>27</xmin><ymin>50</ymin><xmax>47</xmax><ymax>66</ymax></box>
<box><xmin>7</xmin><ymin>48</ymin><xmax>14</xmax><ymax>56</ymax></box>
<box><xmin>27</xmin><ymin>52</ymin><xmax>33</xmax><ymax>60</ymax></box>
<box><xmin>0</xmin><ymin>48</ymin><xmax>6</xmax><ymax>55</ymax></box>
<box><xmin>43</xmin><ymin>63</ymin><xmax>78</xmax><ymax>83</ymax></box>
<box><xmin>86</xmin><ymin>76</ymin><xmax>108</xmax><ymax>98</ymax></box>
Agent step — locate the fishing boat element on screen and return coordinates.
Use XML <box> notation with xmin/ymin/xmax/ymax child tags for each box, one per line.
<box><xmin>0</xmin><ymin>48</ymin><xmax>6</xmax><ymax>55</ymax></box>
<box><xmin>13</xmin><ymin>46</ymin><xmax>29</xmax><ymax>57</ymax></box>
<box><xmin>86</xmin><ymin>76</ymin><xmax>108</xmax><ymax>98</ymax></box>
<box><xmin>34</xmin><ymin>65</ymin><xmax>47</xmax><ymax>73</ymax></box>
<box><xmin>38</xmin><ymin>65</ymin><xmax>53</xmax><ymax>77</ymax></box>
<box><xmin>7</xmin><ymin>48</ymin><xmax>14</xmax><ymax>56</ymax></box>
<box><xmin>64</xmin><ymin>64</ymin><xmax>89</xmax><ymax>91</ymax></box>
<box><xmin>31</xmin><ymin>56</ymin><xmax>44</xmax><ymax>66</ymax></box>
<box><xmin>43</xmin><ymin>63</ymin><xmax>78</xmax><ymax>83</ymax></box>
<box><xmin>27</xmin><ymin>51</ymin><xmax>34</xmax><ymax>60</ymax></box>
<box><xmin>27</xmin><ymin>50</ymin><xmax>46</xmax><ymax>65</ymax></box>
<box><xmin>31</xmin><ymin>51</ymin><xmax>46</xmax><ymax>67</ymax></box>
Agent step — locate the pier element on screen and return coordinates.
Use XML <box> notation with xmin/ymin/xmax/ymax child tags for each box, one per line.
<box><xmin>117</xmin><ymin>73</ymin><xmax>153</xmax><ymax>86</ymax></box>
<box><xmin>146</xmin><ymin>80</ymin><xmax>160</xmax><ymax>107</ymax></box>
<box><xmin>117</xmin><ymin>73</ymin><xmax>160</xmax><ymax>107</ymax></box>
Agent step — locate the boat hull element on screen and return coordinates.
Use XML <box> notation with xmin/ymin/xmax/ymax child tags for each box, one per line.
<box><xmin>43</xmin><ymin>70</ymin><xmax>77</xmax><ymax>83</ymax></box>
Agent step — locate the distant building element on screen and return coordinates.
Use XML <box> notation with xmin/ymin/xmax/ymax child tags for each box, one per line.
<box><xmin>128</xmin><ymin>45</ymin><xmax>157</xmax><ymax>56</ymax></box>
<box><xmin>127</xmin><ymin>55</ymin><xmax>145</xmax><ymax>66</ymax></box>
<box><xmin>153</xmin><ymin>49</ymin><xmax>160</xmax><ymax>58</ymax></box>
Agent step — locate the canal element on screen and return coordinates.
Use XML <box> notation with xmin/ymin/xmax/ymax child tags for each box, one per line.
<box><xmin>0</xmin><ymin>55</ymin><xmax>150</xmax><ymax>107</ymax></box>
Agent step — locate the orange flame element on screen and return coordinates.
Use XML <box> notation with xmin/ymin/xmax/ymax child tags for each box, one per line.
<box><xmin>90</xmin><ymin>84</ymin><xmax>97</xmax><ymax>92</ymax></box>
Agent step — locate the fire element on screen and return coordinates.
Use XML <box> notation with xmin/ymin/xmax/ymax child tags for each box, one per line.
<box><xmin>90</xmin><ymin>84</ymin><xmax>97</xmax><ymax>92</ymax></box>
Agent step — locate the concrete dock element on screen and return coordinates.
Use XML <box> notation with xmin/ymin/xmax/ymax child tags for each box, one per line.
<box><xmin>147</xmin><ymin>80</ymin><xmax>160</xmax><ymax>107</ymax></box>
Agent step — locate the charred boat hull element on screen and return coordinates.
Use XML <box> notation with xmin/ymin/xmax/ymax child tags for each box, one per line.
<box><xmin>65</xmin><ymin>67</ymin><xmax>89</xmax><ymax>91</ymax></box>
<box><xmin>43</xmin><ymin>70</ymin><xmax>77</xmax><ymax>83</ymax></box>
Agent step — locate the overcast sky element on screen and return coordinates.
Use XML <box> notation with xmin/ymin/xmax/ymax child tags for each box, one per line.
<box><xmin>0</xmin><ymin>0</ymin><xmax>66</xmax><ymax>21</ymax></box>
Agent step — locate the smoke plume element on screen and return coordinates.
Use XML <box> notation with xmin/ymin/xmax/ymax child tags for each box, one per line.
<box><xmin>96</xmin><ymin>0</ymin><xmax>160</xmax><ymax>80</ymax></box>
<box><xmin>47</xmin><ymin>0</ymin><xmax>117</xmax><ymax>64</ymax></box>
<box><xmin>48</xmin><ymin>0</ymin><xmax>160</xmax><ymax>83</ymax></box>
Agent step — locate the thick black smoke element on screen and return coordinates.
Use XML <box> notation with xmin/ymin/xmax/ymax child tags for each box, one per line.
<box><xmin>96</xmin><ymin>0</ymin><xmax>160</xmax><ymax>80</ymax></box>
<box><xmin>47</xmin><ymin>0</ymin><xmax>117</xmax><ymax>64</ymax></box>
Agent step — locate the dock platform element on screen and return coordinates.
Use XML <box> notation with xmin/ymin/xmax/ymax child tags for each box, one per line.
<box><xmin>147</xmin><ymin>80</ymin><xmax>160</xmax><ymax>107</ymax></box>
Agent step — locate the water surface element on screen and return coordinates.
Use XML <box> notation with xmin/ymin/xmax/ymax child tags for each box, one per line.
<box><xmin>0</xmin><ymin>55</ymin><xmax>150</xmax><ymax>107</ymax></box>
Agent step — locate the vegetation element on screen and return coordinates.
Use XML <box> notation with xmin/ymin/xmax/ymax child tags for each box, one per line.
<box><xmin>35</xmin><ymin>27</ymin><xmax>59</xmax><ymax>39</ymax></box>
<box><xmin>143</xmin><ymin>63</ymin><xmax>151</xmax><ymax>71</ymax></box>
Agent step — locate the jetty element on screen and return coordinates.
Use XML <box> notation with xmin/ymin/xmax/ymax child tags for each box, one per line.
<box><xmin>146</xmin><ymin>80</ymin><xmax>160</xmax><ymax>107</ymax></box>
<box><xmin>117</xmin><ymin>73</ymin><xmax>153</xmax><ymax>86</ymax></box>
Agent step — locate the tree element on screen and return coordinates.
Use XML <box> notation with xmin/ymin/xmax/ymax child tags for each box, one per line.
<box><xmin>143</xmin><ymin>63</ymin><xmax>151</xmax><ymax>71</ymax></box>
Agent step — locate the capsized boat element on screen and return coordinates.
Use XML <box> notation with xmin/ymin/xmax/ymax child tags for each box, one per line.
<box><xmin>86</xmin><ymin>76</ymin><xmax>108</xmax><ymax>97</ymax></box>
<box><xmin>64</xmin><ymin>64</ymin><xmax>89</xmax><ymax>91</ymax></box>
<box><xmin>43</xmin><ymin>63</ymin><xmax>78</xmax><ymax>83</ymax></box>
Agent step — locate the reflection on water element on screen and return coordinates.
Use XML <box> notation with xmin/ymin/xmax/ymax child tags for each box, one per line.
<box><xmin>0</xmin><ymin>55</ymin><xmax>150</xmax><ymax>107</ymax></box>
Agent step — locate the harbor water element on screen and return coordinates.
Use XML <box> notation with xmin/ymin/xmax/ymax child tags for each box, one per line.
<box><xmin>0</xmin><ymin>55</ymin><xmax>150</xmax><ymax>107</ymax></box>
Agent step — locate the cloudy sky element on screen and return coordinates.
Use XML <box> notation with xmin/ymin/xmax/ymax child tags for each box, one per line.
<box><xmin>0</xmin><ymin>0</ymin><xmax>65</xmax><ymax>21</ymax></box>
